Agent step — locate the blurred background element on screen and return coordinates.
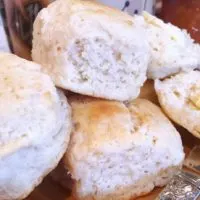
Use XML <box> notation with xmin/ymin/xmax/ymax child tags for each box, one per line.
<box><xmin>0</xmin><ymin>0</ymin><xmax>199</xmax><ymax>59</ymax></box>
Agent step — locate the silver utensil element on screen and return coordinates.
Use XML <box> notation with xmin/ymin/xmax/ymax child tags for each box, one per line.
<box><xmin>156</xmin><ymin>146</ymin><xmax>200</xmax><ymax>200</ymax></box>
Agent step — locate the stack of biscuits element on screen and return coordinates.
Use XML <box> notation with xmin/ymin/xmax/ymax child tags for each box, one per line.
<box><xmin>1</xmin><ymin>0</ymin><xmax>200</xmax><ymax>199</ymax></box>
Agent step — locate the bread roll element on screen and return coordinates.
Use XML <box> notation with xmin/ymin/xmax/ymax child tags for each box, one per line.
<box><xmin>32</xmin><ymin>0</ymin><xmax>149</xmax><ymax>101</ymax></box>
<box><xmin>0</xmin><ymin>53</ymin><xmax>72</xmax><ymax>200</ymax></box>
<box><xmin>142</xmin><ymin>12</ymin><xmax>200</xmax><ymax>79</ymax></box>
<box><xmin>155</xmin><ymin>70</ymin><xmax>200</xmax><ymax>139</ymax></box>
<box><xmin>64</xmin><ymin>95</ymin><xmax>184</xmax><ymax>200</ymax></box>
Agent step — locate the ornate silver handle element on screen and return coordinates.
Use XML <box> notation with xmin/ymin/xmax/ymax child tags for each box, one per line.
<box><xmin>156</xmin><ymin>171</ymin><xmax>200</xmax><ymax>200</ymax></box>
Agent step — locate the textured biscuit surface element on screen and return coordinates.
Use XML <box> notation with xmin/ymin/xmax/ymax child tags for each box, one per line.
<box><xmin>65</xmin><ymin>95</ymin><xmax>184</xmax><ymax>200</ymax></box>
<box><xmin>0</xmin><ymin>52</ymin><xmax>72</xmax><ymax>200</ymax></box>
<box><xmin>142</xmin><ymin>12</ymin><xmax>200</xmax><ymax>79</ymax></box>
<box><xmin>155</xmin><ymin>70</ymin><xmax>200</xmax><ymax>139</ymax></box>
<box><xmin>32</xmin><ymin>0</ymin><xmax>149</xmax><ymax>101</ymax></box>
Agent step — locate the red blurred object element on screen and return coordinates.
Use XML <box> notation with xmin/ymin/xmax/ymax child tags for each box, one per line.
<box><xmin>160</xmin><ymin>0</ymin><xmax>200</xmax><ymax>43</ymax></box>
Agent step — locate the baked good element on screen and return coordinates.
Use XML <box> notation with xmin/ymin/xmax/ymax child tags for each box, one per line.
<box><xmin>51</xmin><ymin>81</ymin><xmax>159</xmax><ymax>191</ymax></box>
<box><xmin>155</xmin><ymin>70</ymin><xmax>200</xmax><ymax>139</ymax></box>
<box><xmin>50</xmin><ymin>81</ymin><xmax>158</xmax><ymax>191</ymax></box>
<box><xmin>32</xmin><ymin>0</ymin><xmax>149</xmax><ymax>101</ymax></box>
<box><xmin>142</xmin><ymin>12</ymin><xmax>200</xmax><ymax>79</ymax></box>
<box><xmin>0</xmin><ymin>53</ymin><xmax>72</xmax><ymax>200</ymax></box>
<box><xmin>64</xmin><ymin>95</ymin><xmax>184</xmax><ymax>200</ymax></box>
